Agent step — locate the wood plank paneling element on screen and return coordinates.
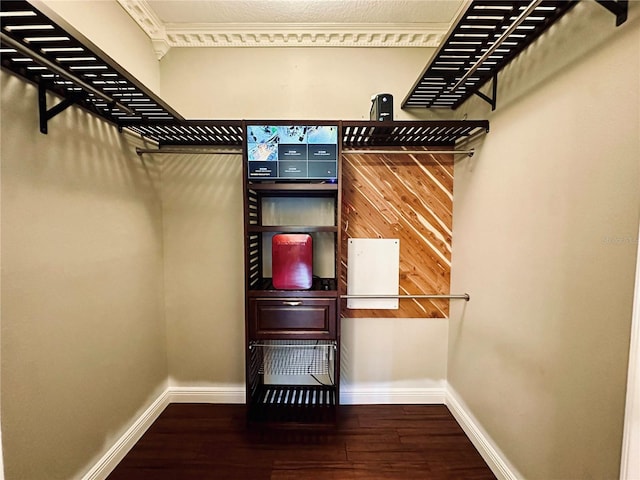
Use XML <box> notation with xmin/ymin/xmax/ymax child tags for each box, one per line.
<box><xmin>340</xmin><ymin>148</ymin><xmax>453</xmax><ymax>318</ymax></box>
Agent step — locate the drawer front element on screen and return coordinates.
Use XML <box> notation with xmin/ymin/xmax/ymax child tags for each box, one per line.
<box><xmin>249</xmin><ymin>298</ymin><xmax>336</xmax><ymax>339</ymax></box>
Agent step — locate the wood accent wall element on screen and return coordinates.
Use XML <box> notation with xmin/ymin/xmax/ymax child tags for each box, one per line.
<box><xmin>340</xmin><ymin>149</ymin><xmax>453</xmax><ymax>318</ymax></box>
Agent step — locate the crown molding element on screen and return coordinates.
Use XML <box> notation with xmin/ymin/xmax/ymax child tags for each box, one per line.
<box><xmin>117</xmin><ymin>0</ymin><xmax>447</xmax><ymax>59</ymax></box>
<box><xmin>165</xmin><ymin>22</ymin><xmax>447</xmax><ymax>48</ymax></box>
<box><xmin>117</xmin><ymin>0</ymin><xmax>169</xmax><ymax>58</ymax></box>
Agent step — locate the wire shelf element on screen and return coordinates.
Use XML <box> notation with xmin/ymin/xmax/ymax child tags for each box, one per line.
<box><xmin>252</xmin><ymin>340</ymin><xmax>335</xmax><ymax>376</ymax></box>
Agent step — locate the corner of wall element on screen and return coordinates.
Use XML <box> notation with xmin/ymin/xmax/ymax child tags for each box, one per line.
<box><xmin>445</xmin><ymin>384</ymin><xmax>522</xmax><ymax>480</ymax></box>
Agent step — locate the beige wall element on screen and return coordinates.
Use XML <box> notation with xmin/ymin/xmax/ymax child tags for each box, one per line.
<box><xmin>160</xmin><ymin>153</ymin><xmax>245</xmax><ymax>386</ymax></box>
<box><xmin>450</xmin><ymin>3</ymin><xmax>640</xmax><ymax>479</ymax></box>
<box><xmin>159</xmin><ymin>46</ymin><xmax>442</xmax><ymax>121</ymax></box>
<box><xmin>341</xmin><ymin>317</ymin><xmax>447</xmax><ymax>394</ymax></box>
<box><xmin>0</xmin><ymin>71</ymin><xmax>167</xmax><ymax>479</ymax></box>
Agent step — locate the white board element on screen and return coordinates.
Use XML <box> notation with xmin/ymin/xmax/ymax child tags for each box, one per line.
<box><xmin>347</xmin><ymin>238</ymin><xmax>399</xmax><ymax>309</ymax></box>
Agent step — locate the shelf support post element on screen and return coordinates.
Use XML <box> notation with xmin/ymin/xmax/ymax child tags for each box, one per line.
<box><xmin>38</xmin><ymin>83</ymin><xmax>87</xmax><ymax>134</ymax></box>
<box><xmin>595</xmin><ymin>0</ymin><xmax>628</xmax><ymax>26</ymax></box>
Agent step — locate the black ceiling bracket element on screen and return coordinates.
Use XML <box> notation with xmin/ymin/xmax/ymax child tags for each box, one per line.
<box><xmin>38</xmin><ymin>83</ymin><xmax>87</xmax><ymax>134</ymax></box>
<box><xmin>471</xmin><ymin>74</ymin><xmax>498</xmax><ymax>111</ymax></box>
<box><xmin>595</xmin><ymin>0</ymin><xmax>628</xmax><ymax>26</ymax></box>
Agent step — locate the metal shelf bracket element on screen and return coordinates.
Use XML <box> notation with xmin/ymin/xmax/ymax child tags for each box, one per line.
<box><xmin>38</xmin><ymin>84</ymin><xmax>87</xmax><ymax>135</ymax></box>
<box><xmin>595</xmin><ymin>0</ymin><xmax>628</xmax><ymax>26</ymax></box>
<box><xmin>472</xmin><ymin>74</ymin><xmax>498</xmax><ymax>111</ymax></box>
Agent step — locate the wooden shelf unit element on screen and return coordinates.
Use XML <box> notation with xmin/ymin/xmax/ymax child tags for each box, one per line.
<box><xmin>243</xmin><ymin>121</ymin><xmax>342</xmax><ymax>426</ymax></box>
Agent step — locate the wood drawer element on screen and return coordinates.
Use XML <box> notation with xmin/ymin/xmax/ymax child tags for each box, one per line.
<box><xmin>249</xmin><ymin>298</ymin><xmax>337</xmax><ymax>340</ymax></box>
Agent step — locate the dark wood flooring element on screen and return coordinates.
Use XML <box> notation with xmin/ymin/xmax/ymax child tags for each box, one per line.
<box><xmin>106</xmin><ymin>403</ymin><xmax>496</xmax><ymax>480</ymax></box>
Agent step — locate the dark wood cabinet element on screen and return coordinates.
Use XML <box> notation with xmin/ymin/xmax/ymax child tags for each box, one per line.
<box><xmin>249</xmin><ymin>297</ymin><xmax>337</xmax><ymax>340</ymax></box>
<box><xmin>242</xmin><ymin>121</ymin><xmax>341</xmax><ymax>426</ymax></box>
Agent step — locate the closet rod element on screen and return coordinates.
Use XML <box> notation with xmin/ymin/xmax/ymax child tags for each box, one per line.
<box><xmin>342</xmin><ymin>149</ymin><xmax>474</xmax><ymax>156</ymax></box>
<box><xmin>341</xmin><ymin>294</ymin><xmax>470</xmax><ymax>301</ymax></box>
<box><xmin>136</xmin><ymin>147</ymin><xmax>243</xmax><ymax>156</ymax></box>
<box><xmin>449</xmin><ymin>0</ymin><xmax>544</xmax><ymax>93</ymax></box>
<box><xmin>138</xmin><ymin>148</ymin><xmax>473</xmax><ymax>156</ymax></box>
<box><xmin>1</xmin><ymin>32</ymin><xmax>134</xmax><ymax>116</ymax></box>
<box><xmin>249</xmin><ymin>342</ymin><xmax>337</xmax><ymax>349</ymax></box>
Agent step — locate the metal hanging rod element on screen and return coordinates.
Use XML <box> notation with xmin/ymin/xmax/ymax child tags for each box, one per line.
<box><xmin>136</xmin><ymin>147</ymin><xmax>243</xmax><ymax>156</ymax></box>
<box><xmin>449</xmin><ymin>0</ymin><xmax>544</xmax><ymax>94</ymax></box>
<box><xmin>1</xmin><ymin>32</ymin><xmax>134</xmax><ymax>116</ymax></box>
<box><xmin>137</xmin><ymin>148</ymin><xmax>473</xmax><ymax>157</ymax></box>
<box><xmin>340</xmin><ymin>293</ymin><xmax>470</xmax><ymax>301</ymax></box>
<box><xmin>342</xmin><ymin>149</ymin><xmax>474</xmax><ymax>157</ymax></box>
<box><xmin>249</xmin><ymin>342</ymin><xmax>337</xmax><ymax>349</ymax></box>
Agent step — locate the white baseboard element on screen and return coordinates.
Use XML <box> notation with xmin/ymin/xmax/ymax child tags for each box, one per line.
<box><xmin>167</xmin><ymin>385</ymin><xmax>245</xmax><ymax>404</ymax></box>
<box><xmin>80</xmin><ymin>385</ymin><xmax>245</xmax><ymax>480</ymax></box>
<box><xmin>340</xmin><ymin>386</ymin><xmax>446</xmax><ymax>405</ymax></box>
<box><xmin>81</xmin><ymin>389</ymin><xmax>170</xmax><ymax>480</ymax></box>
<box><xmin>168</xmin><ymin>385</ymin><xmax>447</xmax><ymax>405</ymax></box>
<box><xmin>445</xmin><ymin>385</ymin><xmax>521</xmax><ymax>480</ymax></box>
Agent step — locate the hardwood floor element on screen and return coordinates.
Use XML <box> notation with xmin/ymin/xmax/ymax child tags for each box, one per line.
<box><xmin>107</xmin><ymin>403</ymin><xmax>496</xmax><ymax>480</ymax></box>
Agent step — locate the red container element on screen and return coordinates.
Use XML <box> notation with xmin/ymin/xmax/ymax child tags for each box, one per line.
<box><xmin>272</xmin><ymin>233</ymin><xmax>313</xmax><ymax>290</ymax></box>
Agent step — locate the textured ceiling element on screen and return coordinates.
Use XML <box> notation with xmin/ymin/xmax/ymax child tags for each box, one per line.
<box><xmin>145</xmin><ymin>0</ymin><xmax>465</xmax><ymax>24</ymax></box>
